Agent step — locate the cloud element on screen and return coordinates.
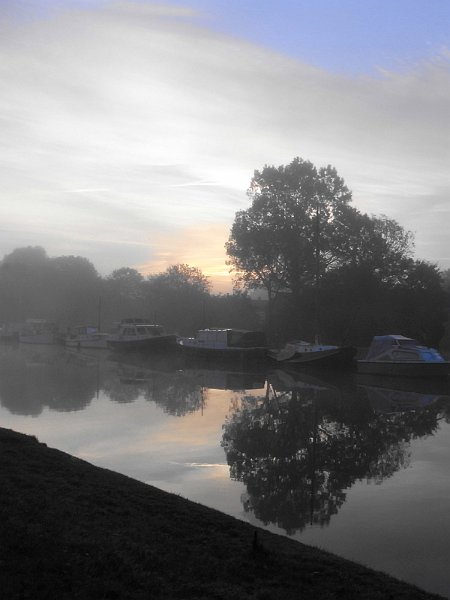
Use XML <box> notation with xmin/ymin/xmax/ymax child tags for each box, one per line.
<box><xmin>1</xmin><ymin>1</ymin><xmax>449</xmax><ymax>284</ymax></box>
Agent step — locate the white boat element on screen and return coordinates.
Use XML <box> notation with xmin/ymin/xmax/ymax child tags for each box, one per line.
<box><xmin>178</xmin><ymin>328</ymin><xmax>267</xmax><ymax>363</ymax></box>
<box><xmin>0</xmin><ymin>323</ymin><xmax>20</xmax><ymax>343</ymax></box>
<box><xmin>19</xmin><ymin>319</ymin><xmax>59</xmax><ymax>345</ymax></box>
<box><xmin>268</xmin><ymin>340</ymin><xmax>356</xmax><ymax>368</ymax></box>
<box><xmin>65</xmin><ymin>325</ymin><xmax>109</xmax><ymax>349</ymax></box>
<box><xmin>107</xmin><ymin>318</ymin><xmax>177</xmax><ymax>353</ymax></box>
<box><xmin>357</xmin><ymin>335</ymin><xmax>449</xmax><ymax>378</ymax></box>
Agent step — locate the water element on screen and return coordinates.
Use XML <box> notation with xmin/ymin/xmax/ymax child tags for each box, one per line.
<box><xmin>1</xmin><ymin>343</ymin><xmax>450</xmax><ymax>598</ymax></box>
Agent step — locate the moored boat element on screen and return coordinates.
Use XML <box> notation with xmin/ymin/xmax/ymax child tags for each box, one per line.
<box><xmin>0</xmin><ymin>323</ymin><xmax>20</xmax><ymax>343</ymax></box>
<box><xmin>65</xmin><ymin>325</ymin><xmax>109</xmax><ymax>349</ymax></box>
<box><xmin>107</xmin><ymin>318</ymin><xmax>177</xmax><ymax>353</ymax></box>
<box><xmin>268</xmin><ymin>340</ymin><xmax>356</xmax><ymax>368</ymax></box>
<box><xmin>19</xmin><ymin>319</ymin><xmax>60</xmax><ymax>345</ymax></box>
<box><xmin>178</xmin><ymin>328</ymin><xmax>267</xmax><ymax>364</ymax></box>
<box><xmin>357</xmin><ymin>335</ymin><xmax>449</xmax><ymax>378</ymax></box>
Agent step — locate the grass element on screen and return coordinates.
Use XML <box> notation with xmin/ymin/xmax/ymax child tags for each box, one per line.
<box><xmin>0</xmin><ymin>427</ymin><xmax>444</xmax><ymax>600</ymax></box>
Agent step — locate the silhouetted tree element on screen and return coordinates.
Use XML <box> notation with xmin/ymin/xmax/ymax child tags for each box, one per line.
<box><xmin>225</xmin><ymin>158</ymin><xmax>446</xmax><ymax>344</ymax></box>
<box><xmin>226</xmin><ymin>158</ymin><xmax>355</xmax><ymax>337</ymax></box>
<box><xmin>103</xmin><ymin>267</ymin><xmax>146</xmax><ymax>326</ymax></box>
<box><xmin>146</xmin><ymin>264</ymin><xmax>211</xmax><ymax>334</ymax></box>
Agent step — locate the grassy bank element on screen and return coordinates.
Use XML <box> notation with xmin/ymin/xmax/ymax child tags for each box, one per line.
<box><xmin>0</xmin><ymin>427</ymin><xmax>444</xmax><ymax>600</ymax></box>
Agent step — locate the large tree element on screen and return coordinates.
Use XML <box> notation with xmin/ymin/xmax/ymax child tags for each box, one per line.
<box><xmin>226</xmin><ymin>158</ymin><xmax>357</xmax><ymax>296</ymax></box>
<box><xmin>226</xmin><ymin>157</ymin><xmax>416</xmax><ymax>342</ymax></box>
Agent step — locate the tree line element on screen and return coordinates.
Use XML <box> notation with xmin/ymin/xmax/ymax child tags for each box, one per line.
<box><xmin>1</xmin><ymin>157</ymin><xmax>449</xmax><ymax>346</ymax></box>
<box><xmin>0</xmin><ymin>246</ymin><xmax>260</xmax><ymax>336</ymax></box>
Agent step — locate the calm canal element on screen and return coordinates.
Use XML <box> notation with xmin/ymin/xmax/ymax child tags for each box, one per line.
<box><xmin>1</xmin><ymin>343</ymin><xmax>450</xmax><ymax>598</ymax></box>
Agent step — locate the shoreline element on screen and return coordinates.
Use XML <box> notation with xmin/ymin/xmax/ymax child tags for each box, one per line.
<box><xmin>0</xmin><ymin>426</ymin><xmax>444</xmax><ymax>599</ymax></box>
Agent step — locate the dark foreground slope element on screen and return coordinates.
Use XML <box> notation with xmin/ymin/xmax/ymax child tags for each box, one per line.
<box><xmin>0</xmin><ymin>427</ymin><xmax>443</xmax><ymax>600</ymax></box>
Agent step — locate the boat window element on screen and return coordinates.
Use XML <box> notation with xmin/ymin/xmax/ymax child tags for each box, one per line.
<box><xmin>397</xmin><ymin>339</ymin><xmax>420</xmax><ymax>348</ymax></box>
<box><xmin>392</xmin><ymin>350</ymin><xmax>420</xmax><ymax>361</ymax></box>
<box><xmin>139</xmin><ymin>326</ymin><xmax>162</xmax><ymax>335</ymax></box>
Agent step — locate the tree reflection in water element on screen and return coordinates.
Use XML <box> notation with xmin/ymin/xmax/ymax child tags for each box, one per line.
<box><xmin>103</xmin><ymin>358</ymin><xmax>207</xmax><ymax>415</ymax></box>
<box><xmin>0</xmin><ymin>345</ymin><xmax>102</xmax><ymax>415</ymax></box>
<box><xmin>222</xmin><ymin>369</ymin><xmax>449</xmax><ymax>535</ymax></box>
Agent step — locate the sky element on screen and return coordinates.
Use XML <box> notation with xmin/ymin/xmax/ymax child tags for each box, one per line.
<box><xmin>1</xmin><ymin>0</ymin><xmax>449</xmax><ymax>292</ymax></box>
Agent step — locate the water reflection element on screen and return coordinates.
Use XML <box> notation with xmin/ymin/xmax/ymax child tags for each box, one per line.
<box><xmin>222</xmin><ymin>368</ymin><xmax>450</xmax><ymax>535</ymax></box>
<box><xmin>1</xmin><ymin>344</ymin><xmax>449</xmax><ymax>534</ymax></box>
<box><xmin>2</xmin><ymin>344</ymin><xmax>450</xmax><ymax>597</ymax></box>
<box><xmin>0</xmin><ymin>345</ymin><xmax>266</xmax><ymax>417</ymax></box>
<box><xmin>0</xmin><ymin>345</ymin><xmax>103</xmax><ymax>415</ymax></box>
<box><xmin>107</xmin><ymin>360</ymin><xmax>206</xmax><ymax>415</ymax></box>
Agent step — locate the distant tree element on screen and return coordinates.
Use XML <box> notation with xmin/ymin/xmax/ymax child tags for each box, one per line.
<box><xmin>103</xmin><ymin>267</ymin><xmax>145</xmax><ymax>325</ymax></box>
<box><xmin>146</xmin><ymin>264</ymin><xmax>211</xmax><ymax>334</ymax></box>
<box><xmin>50</xmin><ymin>255</ymin><xmax>101</xmax><ymax>328</ymax></box>
<box><xmin>205</xmin><ymin>291</ymin><xmax>263</xmax><ymax>331</ymax></box>
<box><xmin>106</xmin><ymin>267</ymin><xmax>144</xmax><ymax>290</ymax></box>
<box><xmin>2</xmin><ymin>246</ymin><xmax>48</xmax><ymax>266</ymax></box>
<box><xmin>150</xmin><ymin>264</ymin><xmax>211</xmax><ymax>294</ymax></box>
<box><xmin>0</xmin><ymin>248</ymin><xmax>101</xmax><ymax>328</ymax></box>
<box><xmin>0</xmin><ymin>246</ymin><xmax>50</xmax><ymax>321</ymax></box>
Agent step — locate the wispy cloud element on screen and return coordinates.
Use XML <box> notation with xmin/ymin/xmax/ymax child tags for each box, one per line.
<box><xmin>1</xmin><ymin>1</ymin><xmax>449</xmax><ymax>290</ymax></box>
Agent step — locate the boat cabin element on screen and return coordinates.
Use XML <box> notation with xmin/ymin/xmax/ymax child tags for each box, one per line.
<box><xmin>365</xmin><ymin>335</ymin><xmax>445</xmax><ymax>363</ymax></box>
<box><xmin>119</xmin><ymin>323</ymin><xmax>165</xmax><ymax>337</ymax></box>
<box><xmin>194</xmin><ymin>329</ymin><xmax>266</xmax><ymax>349</ymax></box>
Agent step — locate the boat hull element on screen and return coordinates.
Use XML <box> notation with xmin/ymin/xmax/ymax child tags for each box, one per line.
<box><xmin>19</xmin><ymin>333</ymin><xmax>58</xmax><ymax>345</ymax></box>
<box><xmin>270</xmin><ymin>346</ymin><xmax>356</xmax><ymax>368</ymax></box>
<box><xmin>108</xmin><ymin>334</ymin><xmax>178</xmax><ymax>353</ymax></box>
<box><xmin>65</xmin><ymin>338</ymin><xmax>109</xmax><ymax>349</ymax></box>
<box><xmin>357</xmin><ymin>360</ymin><xmax>450</xmax><ymax>379</ymax></box>
<box><xmin>355</xmin><ymin>372</ymin><xmax>450</xmax><ymax>395</ymax></box>
<box><xmin>180</xmin><ymin>344</ymin><xmax>267</xmax><ymax>364</ymax></box>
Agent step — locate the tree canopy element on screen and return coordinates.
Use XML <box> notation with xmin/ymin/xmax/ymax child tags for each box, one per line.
<box><xmin>226</xmin><ymin>157</ymin><xmax>414</xmax><ymax>298</ymax></box>
<box><xmin>225</xmin><ymin>157</ymin><xmax>446</xmax><ymax>345</ymax></box>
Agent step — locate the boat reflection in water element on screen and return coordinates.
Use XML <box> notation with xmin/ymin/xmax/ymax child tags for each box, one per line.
<box><xmin>356</xmin><ymin>372</ymin><xmax>450</xmax><ymax>413</ymax></box>
<box><xmin>105</xmin><ymin>352</ymin><xmax>266</xmax><ymax>415</ymax></box>
<box><xmin>222</xmin><ymin>367</ymin><xmax>450</xmax><ymax>535</ymax></box>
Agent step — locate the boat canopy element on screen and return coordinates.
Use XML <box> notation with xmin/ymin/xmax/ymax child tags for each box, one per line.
<box><xmin>365</xmin><ymin>335</ymin><xmax>420</xmax><ymax>359</ymax></box>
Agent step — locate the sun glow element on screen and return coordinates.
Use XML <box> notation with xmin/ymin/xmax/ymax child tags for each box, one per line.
<box><xmin>137</xmin><ymin>223</ymin><xmax>234</xmax><ymax>294</ymax></box>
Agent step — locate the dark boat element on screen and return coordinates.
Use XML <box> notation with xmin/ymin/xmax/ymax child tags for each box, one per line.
<box><xmin>178</xmin><ymin>328</ymin><xmax>267</xmax><ymax>364</ymax></box>
<box><xmin>19</xmin><ymin>319</ymin><xmax>60</xmax><ymax>345</ymax></box>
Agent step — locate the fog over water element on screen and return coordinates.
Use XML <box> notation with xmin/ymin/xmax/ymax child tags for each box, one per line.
<box><xmin>1</xmin><ymin>343</ymin><xmax>450</xmax><ymax>598</ymax></box>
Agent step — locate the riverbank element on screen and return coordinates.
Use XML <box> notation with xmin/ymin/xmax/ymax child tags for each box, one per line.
<box><xmin>0</xmin><ymin>427</ymin><xmax>444</xmax><ymax>600</ymax></box>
